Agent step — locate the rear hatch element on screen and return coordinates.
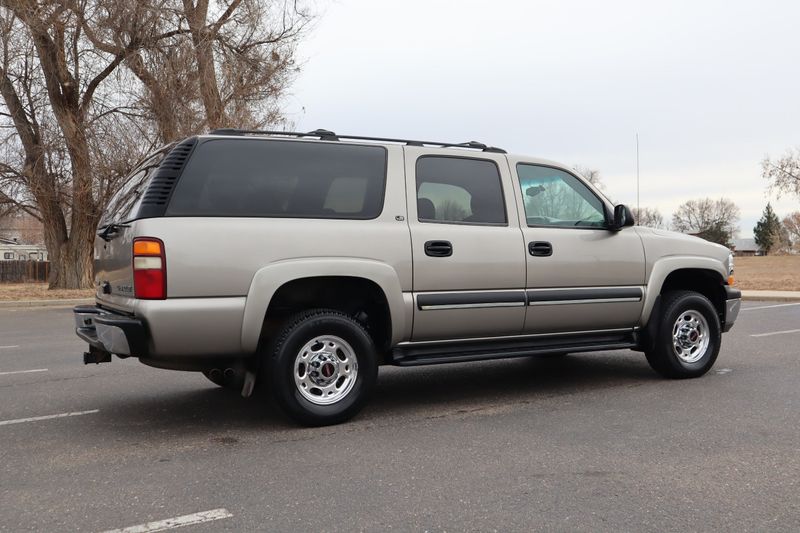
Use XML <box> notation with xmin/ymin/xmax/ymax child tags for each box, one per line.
<box><xmin>94</xmin><ymin>139</ymin><xmax>195</xmax><ymax>311</ymax></box>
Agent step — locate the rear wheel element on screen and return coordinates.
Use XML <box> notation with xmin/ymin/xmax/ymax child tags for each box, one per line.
<box><xmin>645</xmin><ymin>290</ymin><xmax>721</xmax><ymax>378</ymax></box>
<box><xmin>267</xmin><ymin>309</ymin><xmax>378</xmax><ymax>426</ymax></box>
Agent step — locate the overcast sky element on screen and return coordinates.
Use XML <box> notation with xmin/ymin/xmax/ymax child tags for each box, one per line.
<box><xmin>285</xmin><ymin>0</ymin><xmax>800</xmax><ymax>237</ymax></box>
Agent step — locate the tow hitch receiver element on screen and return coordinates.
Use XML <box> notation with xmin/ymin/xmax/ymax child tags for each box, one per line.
<box><xmin>84</xmin><ymin>346</ymin><xmax>112</xmax><ymax>365</ymax></box>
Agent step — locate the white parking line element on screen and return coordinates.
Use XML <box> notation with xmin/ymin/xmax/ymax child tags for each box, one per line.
<box><xmin>0</xmin><ymin>409</ymin><xmax>99</xmax><ymax>427</ymax></box>
<box><xmin>751</xmin><ymin>329</ymin><xmax>800</xmax><ymax>338</ymax></box>
<box><xmin>0</xmin><ymin>345</ymin><xmax>20</xmax><ymax>349</ymax></box>
<box><xmin>742</xmin><ymin>303</ymin><xmax>800</xmax><ymax>312</ymax></box>
<box><xmin>0</xmin><ymin>368</ymin><xmax>48</xmax><ymax>376</ymax></box>
<box><xmin>100</xmin><ymin>508</ymin><xmax>234</xmax><ymax>533</ymax></box>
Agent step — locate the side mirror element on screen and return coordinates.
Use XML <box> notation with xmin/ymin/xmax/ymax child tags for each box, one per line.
<box><xmin>611</xmin><ymin>204</ymin><xmax>635</xmax><ymax>230</ymax></box>
<box><xmin>526</xmin><ymin>185</ymin><xmax>546</xmax><ymax>197</ymax></box>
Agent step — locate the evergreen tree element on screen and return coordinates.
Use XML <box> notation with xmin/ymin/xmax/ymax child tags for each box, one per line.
<box><xmin>753</xmin><ymin>203</ymin><xmax>781</xmax><ymax>255</ymax></box>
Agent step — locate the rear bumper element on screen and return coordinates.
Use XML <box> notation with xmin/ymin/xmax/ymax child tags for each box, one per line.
<box><xmin>74</xmin><ymin>305</ymin><xmax>148</xmax><ymax>357</ymax></box>
<box><xmin>722</xmin><ymin>286</ymin><xmax>741</xmax><ymax>333</ymax></box>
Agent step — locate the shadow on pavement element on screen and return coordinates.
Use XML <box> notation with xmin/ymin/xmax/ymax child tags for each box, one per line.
<box><xmin>77</xmin><ymin>351</ymin><xmax>657</xmax><ymax>438</ymax></box>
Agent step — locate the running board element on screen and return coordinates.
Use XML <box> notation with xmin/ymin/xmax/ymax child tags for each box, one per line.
<box><xmin>391</xmin><ymin>331</ymin><xmax>638</xmax><ymax>366</ymax></box>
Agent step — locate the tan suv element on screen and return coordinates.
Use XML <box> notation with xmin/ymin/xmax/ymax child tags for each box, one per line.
<box><xmin>74</xmin><ymin>129</ymin><xmax>741</xmax><ymax>426</ymax></box>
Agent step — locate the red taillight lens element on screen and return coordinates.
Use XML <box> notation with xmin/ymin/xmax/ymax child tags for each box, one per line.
<box><xmin>134</xmin><ymin>269</ymin><xmax>165</xmax><ymax>299</ymax></box>
<box><xmin>133</xmin><ymin>237</ymin><xmax>166</xmax><ymax>299</ymax></box>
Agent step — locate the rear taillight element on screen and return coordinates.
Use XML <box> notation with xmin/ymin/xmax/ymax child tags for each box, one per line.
<box><xmin>133</xmin><ymin>237</ymin><xmax>166</xmax><ymax>299</ymax></box>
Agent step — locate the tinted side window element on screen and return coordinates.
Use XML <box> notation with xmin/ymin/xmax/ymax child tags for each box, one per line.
<box><xmin>101</xmin><ymin>148</ymin><xmax>172</xmax><ymax>225</ymax></box>
<box><xmin>517</xmin><ymin>164</ymin><xmax>607</xmax><ymax>228</ymax></box>
<box><xmin>166</xmin><ymin>140</ymin><xmax>387</xmax><ymax>219</ymax></box>
<box><xmin>416</xmin><ymin>156</ymin><xmax>506</xmax><ymax>225</ymax></box>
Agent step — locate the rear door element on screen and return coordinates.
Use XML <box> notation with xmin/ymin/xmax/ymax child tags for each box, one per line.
<box><xmin>405</xmin><ymin>147</ymin><xmax>526</xmax><ymax>341</ymax></box>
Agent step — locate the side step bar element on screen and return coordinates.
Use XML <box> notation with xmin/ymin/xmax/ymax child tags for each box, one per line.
<box><xmin>391</xmin><ymin>331</ymin><xmax>638</xmax><ymax>367</ymax></box>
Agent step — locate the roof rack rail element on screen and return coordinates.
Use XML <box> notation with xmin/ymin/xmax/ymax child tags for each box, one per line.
<box><xmin>208</xmin><ymin>128</ymin><xmax>507</xmax><ymax>154</ymax></box>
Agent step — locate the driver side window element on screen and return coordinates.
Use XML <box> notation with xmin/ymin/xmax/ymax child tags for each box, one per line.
<box><xmin>516</xmin><ymin>164</ymin><xmax>607</xmax><ymax>228</ymax></box>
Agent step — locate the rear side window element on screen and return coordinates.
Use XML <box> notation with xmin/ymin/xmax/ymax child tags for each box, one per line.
<box><xmin>416</xmin><ymin>156</ymin><xmax>506</xmax><ymax>225</ymax></box>
<box><xmin>101</xmin><ymin>147</ymin><xmax>172</xmax><ymax>225</ymax></box>
<box><xmin>166</xmin><ymin>139</ymin><xmax>387</xmax><ymax>219</ymax></box>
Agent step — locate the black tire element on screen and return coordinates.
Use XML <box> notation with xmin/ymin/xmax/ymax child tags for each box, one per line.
<box><xmin>645</xmin><ymin>290</ymin><xmax>721</xmax><ymax>379</ymax></box>
<box><xmin>267</xmin><ymin>309</ymin><xmax>378</xmax><ymax>426</ymax></box>
<box><xmin>201</xmin><ymin>368</ymin><xmax>244</xmax><ymax>391</ymax></box>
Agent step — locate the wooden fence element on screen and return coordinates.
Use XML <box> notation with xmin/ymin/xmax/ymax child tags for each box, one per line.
<box><xmin>0</xmin><ymin>260</ymin><xmax>50</xmax><ymax>283</ymax></box>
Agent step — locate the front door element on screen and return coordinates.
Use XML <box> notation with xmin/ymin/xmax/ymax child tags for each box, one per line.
<box><xmin>509</xmin><ymin>160</ymin><xmax>646</xmax><ymax>334</ymax></box>
<box><xmin>405</xmin><ymin>148</ymin><xmax>526</xmax><ymax>341</ymax></box>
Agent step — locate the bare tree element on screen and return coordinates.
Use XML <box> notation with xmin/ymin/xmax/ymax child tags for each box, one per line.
<box><xmin>0</xmin><ymin>1</ymin><xmax>151</xmax><ymax>288</ymax></box>
<box><xmin>1</xmin><ymin>0</ymin><xmax>312</xmax><ymax>288</ymax></box>
<box><xmin>671</xmin><ymin>197</ymin><xmax>740</xmax><ymax>247</ymax></box>
<box><xmin>783</xmin><ymin>212</ymin><xmax>800</xmax><ymax>252</ymax></box>
<box><xmin>632</xmin><ymin>206</ymin><xmax>664</xmax><ymax>229</ymax></box>
<box><xmin>762</xmin><ymin>147</ymin><xmax>800</xmax><ymax>201</ymax></box>
<box><xmin>573</xmin><ymin>165</ymin><xmax>603</xmax><ymax>189</ymax></box>
<box><xmin>82</xmin><ymin>0</ymin><xmax>309</xmax><ymax>144</ymax></box>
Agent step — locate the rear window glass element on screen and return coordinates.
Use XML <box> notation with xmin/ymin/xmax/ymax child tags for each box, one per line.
<box><xmin>166</xmin><ymin>139</ymin><xmax>387</xmax><ymax>219</ymax></box>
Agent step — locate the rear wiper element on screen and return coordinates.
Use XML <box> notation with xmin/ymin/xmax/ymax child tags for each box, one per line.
<box><xmin>97</xmin><ymin>222</ymin><xmax>130</xmax><ymax>242</ymax></box>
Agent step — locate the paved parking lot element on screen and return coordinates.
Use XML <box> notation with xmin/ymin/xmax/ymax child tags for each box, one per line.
<box><xmin>1</xmin><ymin>302</ymin><xmax>799</xmax><ymax>532</ymax></box>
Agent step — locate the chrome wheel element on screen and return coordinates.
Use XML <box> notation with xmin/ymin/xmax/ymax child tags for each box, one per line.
<box><xmin>672</xmin><ymin>310</ymin><xmax>710</xmax><ymax>363</ymax></box>
<box><xmin>294</xmin><ymin>335</ymin><xmax>358</xmax><ymax>405</ymax></box>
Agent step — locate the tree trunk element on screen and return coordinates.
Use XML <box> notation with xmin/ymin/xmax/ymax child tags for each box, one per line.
<box><xmin>183</xmin><ymin>0</ymin><xmax>225</xmax><ymax>129</ymax></box>
<box><xmin>49</xmin><ymin>228</ymin><xmax>94</xmax><ymax>289</ymax></box>
<box><xmin>25</xmin><ymin>16</ymin><xmax>99</xmax><ymax>289</ymax></box>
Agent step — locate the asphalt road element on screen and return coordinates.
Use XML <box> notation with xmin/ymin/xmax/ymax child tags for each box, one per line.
<box><xmin>1</xmin><ymin>302</ymin><xmax>799</xmax><ymax>532</ymax></box>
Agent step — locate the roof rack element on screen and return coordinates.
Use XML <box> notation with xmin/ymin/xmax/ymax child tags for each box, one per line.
<box><xmin>208</xmin><ymin>128</ymin><xmax>507</xmax><ymax>154</ymax></box>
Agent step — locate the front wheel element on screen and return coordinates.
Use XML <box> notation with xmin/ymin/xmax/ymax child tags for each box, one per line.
<box><xmin>268</xmin><ymin>309</ymin><xmax>378</xmax><ymax>426</ymax></box>
<box><xmin>645</xmin><ymin>290</ymin><xmax>721</xmax><ymax>379</ymax></box>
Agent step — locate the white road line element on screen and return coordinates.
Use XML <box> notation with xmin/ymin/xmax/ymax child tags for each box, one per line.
<box><xmin>742</xmin><ymin>303</ymin><xmax>800</xmax><ymax>312</ymax></box>
<box><xmin>0</xmin><ymin>409</ymin><xmax>99</xmax><ymax>427</ymax></box>
<box><xmin>0</xmin><ymin>368</ymin><xmax>48</xmax><ymax>376</ymax></box>
<box><xmin>751</xmin><ymin>329</ymin><xmax>800</xmax><ymax>338</ymax></box>
<box><xmin>0</xmin><ymin>345</ymin><xmax>20</xmax><ymax>349</ymax></box>
<box><xmin>100</xmin><ymin>508</ymin><xmax>234</xmax><ymax>533</ymax></box>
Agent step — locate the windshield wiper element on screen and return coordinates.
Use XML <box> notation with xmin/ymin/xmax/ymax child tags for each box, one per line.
<box><xmin>97</xmin><ymin>222</ymin><xmax>130</xmax><ymax>242</ymax></box>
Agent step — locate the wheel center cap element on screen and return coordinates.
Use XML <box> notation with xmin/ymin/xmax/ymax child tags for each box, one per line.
<box><xmin>689</xmin><ymin>331</ymin><xmax>699</xmax><ymax>343</ymax></box>
<box><xmin>321</xmin><ymin>362</ymin><xmax>335</xmax><ymax>378</ymax></box>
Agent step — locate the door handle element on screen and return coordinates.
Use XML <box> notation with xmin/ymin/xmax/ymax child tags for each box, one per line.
<box><xmin>425</xmin><ymin>240</ymin><xmax>453</xmax><ymax>257</ymax></box>
<box><xmin>529</xmin><ymin>241</ymin><xmax>552</xmax><ymax>257</ymax></box>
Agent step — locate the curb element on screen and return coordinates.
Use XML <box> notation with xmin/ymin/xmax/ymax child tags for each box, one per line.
<box><xmin>0</xmin><ymin>298</ymin><xmax>94</xmax><ymax>309</ymax></box>
<box><xmin>741</xmin><ymin>295</ymin><xmax>800</xmax><ymax>302</ymax></box>
<box><xmin>741</xmin><ymin>291</ymin><xmax>800</xmax><ymax>303</ymax></box>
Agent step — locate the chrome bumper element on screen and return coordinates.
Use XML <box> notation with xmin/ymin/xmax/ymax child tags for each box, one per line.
<box><xmin>722</xmin><ymin>287</ymin><xmax>741</xmax><ymax>333</ymax></box>
<box><xmin>73</xmin><ymin>305</ymin><xmax>148</xmax><ymax>357</ymax></box>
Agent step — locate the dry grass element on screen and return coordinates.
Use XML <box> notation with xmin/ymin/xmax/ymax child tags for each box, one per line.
<box><xmin>734</xmin><ymin>256</ymin><xmax>800</xmax><ymax>291</ymax></box>
<box><xmin>0</xmin><ymin>283</ymin><xmax>94</xmax><ymax>301</ymax></box>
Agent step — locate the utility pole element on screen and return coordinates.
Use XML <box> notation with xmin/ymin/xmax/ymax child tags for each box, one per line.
<box><xmin>636</xmin><ymin>133</ymin><xmax>640</xmax><ymax>225</ymax></box>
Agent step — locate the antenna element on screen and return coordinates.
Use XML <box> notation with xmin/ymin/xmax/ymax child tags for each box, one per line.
<box><xmin>636</xmin><ymin>133</ymin><xmax>640</xmax><ymax>224</ymax></box>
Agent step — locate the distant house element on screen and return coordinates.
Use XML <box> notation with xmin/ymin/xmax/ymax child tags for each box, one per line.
<box><xmin>731</xmin><ymin>238</ymin><xmax>760</xmax><ymax>257</ymax></box>
<box><xmin>0</xmin><ymin>237</ymin><xmax>49</xmax><ymax>261</ymax></box>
